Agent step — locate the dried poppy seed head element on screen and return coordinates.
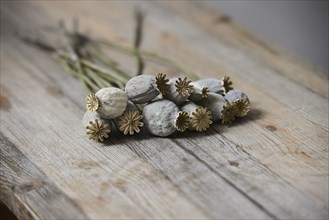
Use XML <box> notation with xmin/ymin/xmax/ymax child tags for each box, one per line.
<box><xmin>117</xmin><ymin>110</ymin><xmax>144</xmax><ymax>135</ymax></box>
<box><xmin>82</xmin><ymin>111</ymin><xmax>112</xmax><ymax>141</ymax></box>
<box><xmin>82</xmin><ymin>111</ymin><xmax>102</xmax><ymax>127</ymax></box>
<box><xmin>156</xmin><ymin>73</ymin><xmax>170</xmax><ymax>95</ymax></box>
<box><xmin>175</xmin><ymin>111</ymin><xmax>190</xmax><ymax>132</ymax></box>
<box><xmin>125</xmin><ymin>100</ymin><xmax>140</xmax><ymax>112</ymax></box>
<box><xmin>125</xmin><ymin>75</ymin><xmax>160</xmax><ymax>104</ymax></box>
<box><xmin>196</xmin><ymin>93</ymin><xmax>227</xmax><ymax>122</ymax></box>
<box><xmin>224</xmin><ymin>89</ymin><xmax>250</xmax><ymax>117</ymax></box>
<box><xmin>192</xmin><ymin>79</ymin><xmax>225</xmax><ymax>95</ymax></box>
<box><xmin>221</xmin><ymin>103</ymin><xmax>237</xmax><ymax>125</ymax></box>
<box><xmin>225</xmin><ymin>89</ymin><xmax>250</xmax><ymax>103</ymax></box>
<box><xmin>86</xmin><ymin>119</ymin><xmax>111</xmax><ymax>142</ymax></box>
<box><xmin>191</xmin><ymin>107</ymin><xmax>213</xmax><ymax>132</ymax></box>
<box><xmin>143</xmin><ymin>100</ymin><xmax>180</xmax><ymax>137</ymax></box>
<box><xmin>95</xmin><ymin>87</ymin><xmax>128</xmax><ymax>119</ymax></box>
<box><xmin>175</xmin><ymin>77</ymin><xmax>193</xmax><ymax>97</ymax></box>
<box><xmin>201</xmin><ymin>87</ymin><xmax>209</xmax><ymax>98</ymax></box>
<box><xmin>181</xmin><ymin>101</ymin><xmax>212</xmax><ymax>131</ymax></box>
<box><xmin>114</xmin><ymin>101</ymin><xmax>144</xmax><ymax>135</ymax></box>
<box><xmin>222</xmin><ymin>76</ymin><xmax>233</xmax><ymax>93</ymax></box>
<box><xmin>164</xmin><ymin>77</ymin><xmax>193</xmax><ymax>105</ymax></box>
<box><xmin>189</xmin><ymin>81</ymin><xmax>210</xmax><ymax>102</ymax></box>
<box><xmin>233</xmin><ymin>98</ymin><xmax>250</xmax><ymax>117</ymax></box>
<box><xmin>86</xmin><ymin>93</ymin><xmax>99</xmax><ymax>112</ymax></box>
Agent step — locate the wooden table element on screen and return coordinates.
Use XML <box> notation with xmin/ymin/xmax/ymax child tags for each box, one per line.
<box><xmin>1</xmin><ymin>1</ymin><xmax>328</xmax><ymax>219</ymax></box>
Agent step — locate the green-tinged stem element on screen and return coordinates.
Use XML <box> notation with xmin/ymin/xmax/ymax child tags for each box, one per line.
<box><xmin>80</xmin><ymin>72</ymin><xmax>100</xmax><ymax>91</ymax></box>
<box><xmin>81</xmin><ymin>59</ymin><xmax>129</xmax><ymax>84</ymax></box>
<box><xmin>57</xmin><ymin>50</ymin><xmax>128</xmax><ymax>84</ymax></box>
<box><xmin>58</xmin><ymin>57</ymin><xmax>92</xmax><ymax>92</ymax></box>
<box><xmin>93</xmin><ymin>49</ymin><xmax>131</xmax><ymax>79</ymax></box>
<box><xmin>91</xmin><ymin>69</ymin><xmax>125</xmax><ymax>89</ymax></box>
<box><xmin>133</xmin><ymin>8</ymin><xmax>144</xmax><ymax>76</ymax></box>
<box><xmin>117</xmin><ymin>81</ymin><xmax>125</xmax><ymax>90</ymax></box>
<box><xmin>74</xmin><ymin>59</ymin><xmax>100</xmax><ymax>91</ymax></box>
<box><xmin>135</xmin><ymin>50</ymin><xmax>144</xmax><ymax>76</ymax></box>
<box><xmin>97</xmin><ymin>40</ymin><xmax>199</xmax><ymax>80</ymax></box>
<box><xmin>85</xmin><ymin>68</ymin><xmax>112</xmax><ymax>88</ymax></box>
<box><xmin>142</xmin><ymin>50</ymin><xmax>199</xmax><ymax>80</ymax></box>
<box><xmin>85</xmin><ymin>68</ymin><xmax>106</xmax><ymax>89</ymax></box>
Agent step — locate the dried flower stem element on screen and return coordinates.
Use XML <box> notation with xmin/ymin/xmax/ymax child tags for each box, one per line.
<box><xmin>97</xmin><ymin>40</ymin><xmax>199</xmax><ymax>80</ymax></box>
<box><xmin>57</xmin><ymin>56</ymin><xmax>93</xmax><ymax>92</ymax></box>
<box><xmin>93</xmin><ymin>48</ymin><xmax>131</xmax><ymax>79</ymax></box>
<box><xmin>57</xmin><ymin>51</ymin><xmax>129</xmax><ymax>91</ymax></box>
<box><xmin>85</xmin><ymin>68</ymin><xmax>112</xmax><ymax>88</ymax></box>
<box><xmin>80</xmin><ymin>59</ymin><xmax>129</xmax><ymax>84</ymax></box>
<box><xmin>133</xmin><ymin>8</ymin><xmax>145</xmax><ymax>76</ymax></box>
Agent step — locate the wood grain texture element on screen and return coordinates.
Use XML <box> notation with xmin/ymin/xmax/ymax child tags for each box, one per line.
<box><xmin>1</xmin><ymin>1</ymin><xmax>328</xmax><ymax>219</ymax></box>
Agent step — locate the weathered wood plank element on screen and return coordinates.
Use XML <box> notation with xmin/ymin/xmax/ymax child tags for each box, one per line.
<box><xmin>1</xmin><ymin>1</ymin><xmax>328</xmax><ymax>219</ymax></box>
<box><xmin>0</xmin><ymin>134</ymin><xmax>88</xmax><ymax>220</ymax></box>
<box><xmin>171</xmin><ymin>130</ymin><xmax>328</xmax><ymax>219</ymax></box>
<box><xmin>117</xmin><ymin>135</ymin><xmax>273</xmax><ymax>219</ymax></box>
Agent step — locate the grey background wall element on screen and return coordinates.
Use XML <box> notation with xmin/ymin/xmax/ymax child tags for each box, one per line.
<box><xmin>205</xmin><ymin>0</ymin><xmax>329</xmax><ymax>70</ymax></box>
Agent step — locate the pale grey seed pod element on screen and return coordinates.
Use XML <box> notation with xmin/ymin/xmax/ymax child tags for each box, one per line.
<box><xmin>125</xmin><ymin>75</ymin><xmax>160</xmax><ymax>104</ymax></box>
<box><xmin>197</xmin><ymin>92</ymin><xmax>227</xmax><ymax>122</ymax></box>
<box><xmin>189</xmin><ymin>82</ymin><xmax>209</xmax><ymax>102</ymax></box>
<box><xmin>181</xmin><ymin>101</ymin><xmax>199</xmax><ymax>116</ymax></box>
<box><xmin>95</xmin><ymin>87</ymin><xmax>128</xmax><ymax>119</ymax></box>
<box><xmin>193</xmin><ymin>78</ymin><xmax>225</xmax><ymax>95</ymax></box>
<box><xmin>225</xmin><ymin>89</ymin><xmax>249</xmax><ymax>103</ymax></box>
<box><xmin>113</xmin><ymin>100</ymin><xmax>140</xmax><ymax>124</ymax></box>
<box><xmin>163</xmin><ymin>77</ymin><xmax>193</xmax><ymax>105</ymax></box>
<box><xmin>225</xmin><ymin>89</ymin><xmax>250</xmax><ymax>118</ymax></box>
<box><xmin>114</xmin><ymin>100</ymin><xmax>144</xmax><ymax>135</ymax></box>
<box><xmin>125</xmin><ymin>100</ymin><xmax>140</xmax><ymax>112</ymax></box>
<box><xmin>82</xmin><ymin>111</ymin><xmax>112</xmax><ymax>142</ymax></box>
<box><xmin>181</xmin><ymin>101</ymin><xmax>212</xmax><ymax>131</ymax></box>
<box><xmin>82</xmin><ymin>111</ymin><xmax>102</xmax><ymax>128</ymax></box>
<box><xmin>143</xmin><ymin>100</ymin><xmax>190</xmax><ymax>137</ymax></box>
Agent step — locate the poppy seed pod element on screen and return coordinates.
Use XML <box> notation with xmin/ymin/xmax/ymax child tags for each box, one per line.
<box><xmin>192</xmin><ymin>78</ymin><xmax>225</xmax><ymax>95</ymax></box>
<box><xmin>125</xmin><ymin>100</ymin><xmax>141</xmax><ymax>112</ymax></box>
<box><xmin>225</xmin><ymin>89</ymin><xmax>250</xmax><ymax>103</ymax></box>
<box><xmin>181</xmin><ymin>101</ymin><xmax>212</xmax><ymax>132</ymax></box>
<box><xmin>155</xmin><ymin>73</ymin><xmax>170</xmax><ymax>95</ymax></box>
<box><xmin>197</xmin><ymin>92</ymin><xmax>227</xmax><ymax>122</ymax></box>
<box><xmin>163</xmin><ymin>77</ymin><xmax>193</xmax><ymax>105</ymax></box>
<box><xmin>225</xmin><ymin>89</ymin><xmax>250</xmax><ymax>117</ymax></box>
<box><xmin>222</xmin><ymin>76</ymin><xmax>234</xmax><ymax>93</ymax></box>
<box><xmin>143</xmin><ymin>100</ymin><xmax>190</xmax><ymax>137</ymax></box>
<box><xmin>125</xmin><ymin>75</ymin><xmax>160</xmax><ymax>104</ymax></box>
<box><xmin>115</xmin><ymin>101</ymin><xmax>144</xmax><ymax>135</ymax></box>
<box><xmin>86</xmin><ymin>93</ymin><xmax>99</xmax><ymax>112</ymax></box>
<box><xmin>82</xmin><ymin>111</ymin><xmax>112</xmax><ymax>142</ymax></box>
<box><xmin>93</xmin><ymin>87</ymin><xmax>128</xmax><ymax>119</ymax></box>
<box><xmin>189</xmin><ymin>81</ymin><xmax>209</xmax><ymax>102</ymax></box>
<box><xmin>220</xmin><ymin>102</ymin><xmax>238</xmax><ymax>125</ymax></box>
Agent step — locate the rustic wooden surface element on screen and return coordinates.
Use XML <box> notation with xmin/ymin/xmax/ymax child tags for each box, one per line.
<box><xmin>1</xmin><ymin>1</ymin><xmax>328</xmax><ymax>219</ymax></box>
